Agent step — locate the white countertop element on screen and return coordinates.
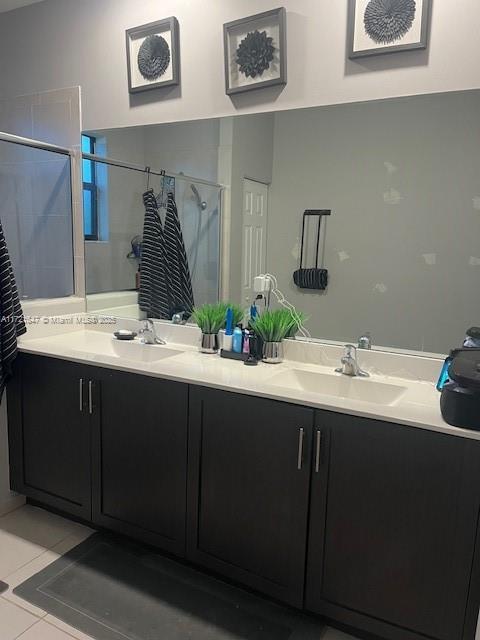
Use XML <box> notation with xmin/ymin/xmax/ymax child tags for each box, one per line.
<box><xmin>16</xmin><ymin>324</ymin><xmax>480</xmax><ymax>441</ymax></box>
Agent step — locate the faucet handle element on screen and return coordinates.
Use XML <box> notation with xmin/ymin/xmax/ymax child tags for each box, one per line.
<box><xmin>358</xmin><ymin>332</ymin><xmax>372</xmax><ymax>350</ymax></box>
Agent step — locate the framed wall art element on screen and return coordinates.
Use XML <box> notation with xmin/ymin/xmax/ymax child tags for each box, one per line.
<box><xmin>223</xmin><ymin>7</ymin><xmax>287</xmax><ymax>96</ymax></box>
<box><xmin>126</xmin><ymin>17</ymin><xmax>180</xmax><ymax>94</ymax></box>
<box><xmin>348</xmin><ymin>0</ymin><xmax>431</xmax><ymax>59</ymax></box>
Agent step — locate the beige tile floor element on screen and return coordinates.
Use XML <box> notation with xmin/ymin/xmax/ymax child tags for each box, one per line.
<box><xmin>0</xmin><ymin>504</ymin><xmax>356</xmax><ymax>640</ymax></box>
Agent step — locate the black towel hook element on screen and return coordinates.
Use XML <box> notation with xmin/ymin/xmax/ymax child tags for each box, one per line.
<box><xmin>145</xmin><ymin>166</ymin><xmax>151</xmax><ymax>191</ymax></box>
<box><xmin>159</xmin><ymin>169</ymin><xmax>167</xmax><ymax>207</ymax></box>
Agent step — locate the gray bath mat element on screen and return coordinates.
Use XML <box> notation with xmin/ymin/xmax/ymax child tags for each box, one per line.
<box><xmin>14</xmin><ymin>533</ymin><xmax>324</xmax><ymax>640</ymax></box>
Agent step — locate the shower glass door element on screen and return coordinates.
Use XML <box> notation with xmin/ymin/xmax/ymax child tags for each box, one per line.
<box><xmin>0</xmin><ymin>139</ymin><xmax>74</xmax><ymax>300</ymax></box>
<box><xmin>175</xmin><ymin>180</ymin><xmax>221</xmax><ymax>310</ymax></box>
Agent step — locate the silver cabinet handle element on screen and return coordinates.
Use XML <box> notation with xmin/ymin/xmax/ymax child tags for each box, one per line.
<box><xmin>315</xmin><ymin>429</ymin><xmax>322</xmax><ymax>473</ymax></box>
<box><xmin>79</xmin><ymin>379</ymin><xmax>84</xmax><ymax>412</ymax></box>
<box><xmin>297</xmin><ymin>428</ymin><xmax>305</xmax><ymax>470</ymax></box>
<box><xmin>88</xmin><ymin>380</ymin><xmax>93</xmax><ymax>415</ymax></box>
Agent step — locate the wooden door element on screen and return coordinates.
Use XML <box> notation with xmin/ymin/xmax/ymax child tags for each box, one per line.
<box><xmin>8</xmin><ymin>354</ymin><xmax>92</xmax><ymax>520</ymax></box>
<box><xmin>306</xmin><ymin>410</ymin><xmax>480</xmax><ymax>640</ymax></box>
<box><xmin>187</xmin><ymin>386</ymin><xmax>313</xmax><ymax>607</ymax></box>
<box><xmin>91</xmin><ymin>367</ymin><xmax>188</xmax><ymax>555</ymax></box>
<box><xmin>241</xmin><ymin>179</ymin><xmax>268</xmax><ymax>306</ymax></box>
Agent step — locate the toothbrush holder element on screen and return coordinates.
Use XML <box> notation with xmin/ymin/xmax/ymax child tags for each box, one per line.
<box><xmin>200</xmin><ymin>333</ymin><xmax>219</xmax><ymax>354</ymax></box>
<box><xmin>262</xmin><ymin>341</ymin><xmax>284</xmax><ymax>364</ymax></box>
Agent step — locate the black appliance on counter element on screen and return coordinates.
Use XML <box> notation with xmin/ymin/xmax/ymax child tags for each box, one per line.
<box><xmin>440</xmin><ymin>348</ymin><xmax>480</xmax><ymax>430</ymax></box>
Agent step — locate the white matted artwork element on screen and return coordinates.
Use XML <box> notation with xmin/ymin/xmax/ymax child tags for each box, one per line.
<box><xmin>348</xmin><ymin>0</ymin><xmax>431</xmax><ymax>59</ymax></box>
<box><xmin>126</xmin><ymin>17</ymin><xmax>179</xmax><ymax>94</ymax></box>
<box><xmin>224</xmin><ymin>8</ymin><xmax>287</xmax><ymax>96</ymax></box>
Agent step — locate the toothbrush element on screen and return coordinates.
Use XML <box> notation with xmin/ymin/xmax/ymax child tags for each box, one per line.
<box><xmin>223</xmin><ymin>307</ymin><xmax>234</xmax><ymax>352</ymax></box>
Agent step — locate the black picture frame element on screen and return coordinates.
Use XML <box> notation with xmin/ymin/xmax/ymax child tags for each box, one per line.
<box><xmin>223</xmin><ymin>7</ymin><xmax>287</xmax><ymax>96</ymax></box>
<box><xmin>126</xmin><ymin>17</ymin><xmax>180</xmax><ymax>94</ymax></box>
<box><xmin>348</xmin><ymin>0</ymin><xmax>431</xmax><ymax>59</ymax></box>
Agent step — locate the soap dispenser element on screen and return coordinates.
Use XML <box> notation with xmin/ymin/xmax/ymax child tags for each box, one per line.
<box><xmin>232</xmin><ymin>325</ymin><xmax>243</xmax><ymax>353</ymax></box>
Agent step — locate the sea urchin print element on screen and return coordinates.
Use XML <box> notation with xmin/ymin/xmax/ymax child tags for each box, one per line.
<box><xmin>138</xmin><ymin>34</ymin><xmax>170</xmax><ymax>81</ymax></box>
<box><xmin>364</xmin><ymin>0</ymin><xmax>416</xmax><ymax>45</ymax></box>
<box><xmin>236</xmin><ymin>30</ymin><xmax>275</xmax><ymax>78</ymax></box>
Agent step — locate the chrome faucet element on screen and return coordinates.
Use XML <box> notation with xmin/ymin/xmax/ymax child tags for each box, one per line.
<box><xmin>139</xmin><ymin>319</ymin><xmax>167</xmax><ymax>345</ymax></box>
<box><xmin>336</xmin><ymin>344</ymin><xmax>369</xmax><ymax>378</ymax></box>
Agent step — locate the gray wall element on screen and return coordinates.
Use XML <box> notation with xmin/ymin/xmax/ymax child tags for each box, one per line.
<box><xmin>0</xmin><ymin>0</ymin><xmax>478</xmax><ymax>132</ymax></box>
<box><xmin>267</xmin><ymin>91</ymin><xmax>480</xmax><ymax>354</ymax></box>
<box><xmin>143</xmin><ymin>119</ymin><xmax>220</xmax><ymax>183</ymax></box>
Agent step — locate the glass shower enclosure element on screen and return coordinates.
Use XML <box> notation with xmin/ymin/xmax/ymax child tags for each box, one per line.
<box><xmin>0</xmin><ymin>132</ymin><xmax>74</xmax><ymax>300</ymax></box>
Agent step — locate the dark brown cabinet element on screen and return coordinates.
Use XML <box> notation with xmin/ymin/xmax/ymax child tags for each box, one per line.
<box><xmin>8</xmin><ymin>355</ymin><xmax>189</xmax><ymax>555</ymax></box>
<box><xmin>8</xmin><ymin>354</ymin><xmax>480</xmax><ymax>640</ymax></box>
<box><xmin>186</xmin><ymin>386</ymin><xmax>313</xmax><ymax>607</ymax></box>
<box><xmin>8</xmin><ymin>354</ymin><xmax>92</xmax><ymax>520</ymax></box>
<box><xmin>90</xmin><ymin>367</ymin><xmax>188</xmax><ymax>555</ymax></box>
<box><xmin>306</xmin><ymin>411</ymin><xmax>480</xmax><ymax>640</ymax></box>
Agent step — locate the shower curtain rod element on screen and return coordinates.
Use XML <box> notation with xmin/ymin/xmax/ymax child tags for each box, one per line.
<box><xmin>82</xmin><ymin>152</ymin><xmax>225</xmax><ymax>190</ymax></box>
<box><xmin>0</xmin><ymin>131</ymin><xmax>71</xmax><ymax>156</ymax></box>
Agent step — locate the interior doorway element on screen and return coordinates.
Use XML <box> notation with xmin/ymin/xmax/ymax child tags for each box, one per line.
<box><xmin>241</xmin><ymin>179</ymin><xmax>269</xmax><ymax>307</ymax></box>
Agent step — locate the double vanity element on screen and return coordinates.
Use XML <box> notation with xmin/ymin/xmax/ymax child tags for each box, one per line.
<box><xmin>7</xmin><ymin>321</ymin><xmax>480</xmax><ymax>640</ymax></box>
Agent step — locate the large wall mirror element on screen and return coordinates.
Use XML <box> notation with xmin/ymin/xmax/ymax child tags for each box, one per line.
<box><xmin>83</xmin><ymin>89</ymin><xmax>480</xmax><ymax>356</ymax></box>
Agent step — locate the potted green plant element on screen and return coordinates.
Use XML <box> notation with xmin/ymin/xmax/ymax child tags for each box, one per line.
<box><xmin>251</xmin><ymin>309</ymin><xmax>304</xmax><ymax>363</ymax></box>
<box><xmin>192</xmin><ymin>304</ymin><xmax>226</xmax><ymax>353</ymax></box>
<box><xmin>192</xmin><ymin>302</ymin><xmax>244</xmax><ymax>353</ymax></box>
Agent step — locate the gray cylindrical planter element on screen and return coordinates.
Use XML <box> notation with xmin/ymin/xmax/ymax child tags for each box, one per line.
<box><xmin>200</xmin><ymin>333</ymin><xmax>219</xmax><ymax>354</ymax></box>
<box><xmin>262</xmin><ymin>341</ymin><xmax>284</xmax><ymax>364</ymax></box>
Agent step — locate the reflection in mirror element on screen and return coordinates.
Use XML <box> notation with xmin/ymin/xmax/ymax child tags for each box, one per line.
<box><xmin>83</xmin><ymin>124</ymin><xmax>221</xmax><ymax>320</ymax></box>
<box><xmin>83</xmin><ymin>90</ymin><xmax>480</xmax><ymax>355</ymax></box>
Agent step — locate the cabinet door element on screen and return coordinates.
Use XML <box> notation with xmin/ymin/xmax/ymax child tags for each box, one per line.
<box><xmin>8</xmin><ymin>354</ymin><xmax>92</xmax><ymax>520</ymax></box>
<box><xmin>91</xmin><ymin>368</ymin><xmax>188</xmax><ymax>556</ymax></box>
<box><xmin>306</xmin><ymin>411</ymin><xmax>480</xmax><ymax>640</ymax></box>
<box><xmin>187</xmin><ymin>386</ymin><xmax>313</xmax><ymax>607</ymax></box>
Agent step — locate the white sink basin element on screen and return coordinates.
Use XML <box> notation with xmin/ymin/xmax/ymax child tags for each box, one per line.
<box><xmin>267</xmin><ymin>369</ymin><xmax>407</xmax><ymax>406</ymax></box>
<box><xmin>108</xmin><ymin>340</ymin><xmax>181</xmax><ymax>363</ymax></box>
<box><xmin>38</xmin><ymin>331</ymin><xmax>181</xmax><ymax>364</ymax></box>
